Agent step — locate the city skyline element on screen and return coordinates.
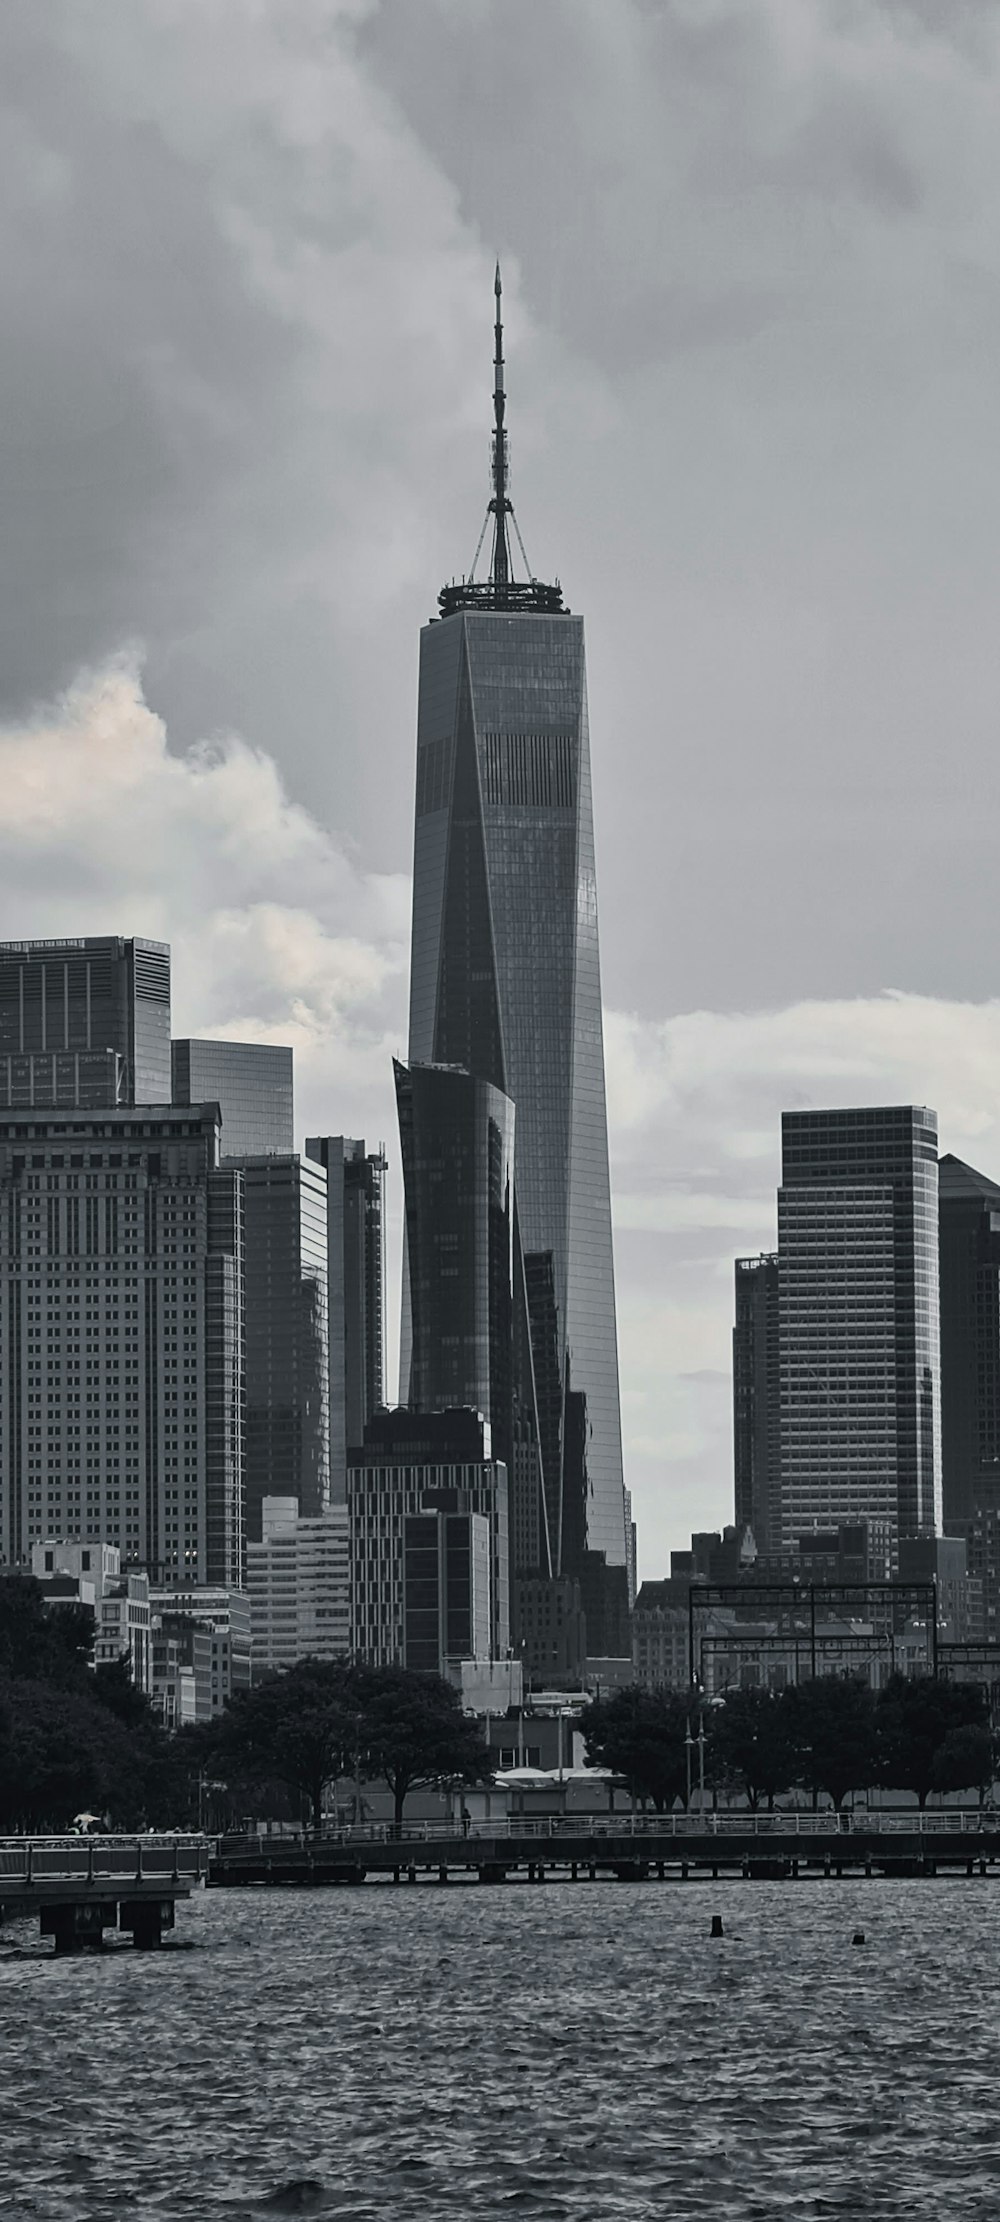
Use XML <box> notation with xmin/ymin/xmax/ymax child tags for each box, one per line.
<box><xmin>5</xmin><ymin>10</ymin><xmax>1000</xmax><ymax>1567</ymax></box>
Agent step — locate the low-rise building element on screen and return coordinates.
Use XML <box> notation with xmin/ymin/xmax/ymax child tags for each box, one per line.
<box><xmin>148</xmin><ymin>1582</ymin><xmax>251</xmax><ymax>1711</ymax></box>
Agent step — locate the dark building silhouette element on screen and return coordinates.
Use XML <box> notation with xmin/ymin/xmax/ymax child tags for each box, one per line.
<box><xmin>0</xmin><ymin>935</ymin><xmax>171</xmax><ymax>1107</ymax></box>
<box><xmin>733</xmin><ymin>1252</ymin><xmax>780</xmax><ymax>1553</ymax></box>
<box><xmin>939</xmin><ymin>1153</ymin><xmax>1000</xmax><ymax>1526</ymax></box>
<box><xmin>306</xmin><ymin>1135</ymin><xmax>387</xmax><ymax>1503</ymax></box>
<box><xmin>235</xmin><ymin>1156</ymin><xmax>329</xmax><ymax>1540</ymax></box>
<box><xmin>173</xmin><ymin>1039</ymin><xmax>293</xmax><ymax>1156</ymax></box>
<box><xmin>402</xmin><ymin>270</ymin><xmax>628</xmax><ymax>1658</ymax></box>
<box><xmin>777</xmin><ymin>1105</ymin><xmax>940</xmax><ymax>1554</ymax></box>
<box><xmin>394</xmin><ymin>1060</ymin><xmax>513</xmax><ymax>1466</ymax></box>
<box><xmin>939</xmin><ymin>1152</ymin><xmax>1000</xmax><ymax>1638</ymax></box>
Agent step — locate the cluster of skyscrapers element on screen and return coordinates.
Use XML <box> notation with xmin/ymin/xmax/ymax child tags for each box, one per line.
<box><xmin>730</xmin><ymin>1105</ymin><xmax>1000</xmax><ymax>1648</ymax></box>
<box><xmin>0</xmin><ymin>272</ymin><xmax>635</xmax><ymax>1706</ymax></box>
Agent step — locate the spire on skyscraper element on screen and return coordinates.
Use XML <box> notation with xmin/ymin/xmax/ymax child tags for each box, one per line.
<box><xmin>438</xmin><ymin>263</ymin><xmax>564</xmax><ymax>619</ymax></box>
<box><xmin>490</xmin><ymin>261</ymin><xmax>512</xmax><ymax>592</ymax></box>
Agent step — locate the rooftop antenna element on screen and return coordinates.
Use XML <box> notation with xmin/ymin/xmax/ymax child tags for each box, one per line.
<box><xmin>490</xmin><ymin>261</ymin><xmax>512</xmax><ymax>591</ymax></box>
<box><xmin>438</xmin><ymin>264</ymin><xmax>564</xmax><ymax>619</ymax></box>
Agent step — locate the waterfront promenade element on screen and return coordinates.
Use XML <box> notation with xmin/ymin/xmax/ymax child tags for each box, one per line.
<box><xmin>209</xmin><ymin>1808</ymin><xmax>1000</xmax><ymax>1888</ymax></box>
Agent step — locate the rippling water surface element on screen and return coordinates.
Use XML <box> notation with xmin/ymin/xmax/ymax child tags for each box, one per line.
<box><xmin>2</xmin><ymin>1877</ymin><xmax>998</xmax><ymax>2219</ymax></box>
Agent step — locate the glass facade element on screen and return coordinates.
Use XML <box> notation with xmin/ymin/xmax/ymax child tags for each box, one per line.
<box><xmin>394</xmin><ymin>1060</ymin><xmax>514</xmax><ymax>1464</ymax></box>
<box><xmin>939</xmin><ymin>1153</ymin><xmax>1000</xmax><ymax>1531</ymax></box>
<box><xmin>305</xmin><ymin>1135</ymin><xmax>387</xmax><ymax>1504</ymax></box>
<box><xmin>172</xmin><ymin>1039</ymin><xmax>293</xmax><ymax>1157</ymax></box>
<box><xmin>0</xmin><ymin>936</ymin><xmax>171</xmax><ymax>1105</ymax></box>
<box><xmin>733</xmin><ymin>1253</ymin><xmax>780</xmax><ymax>1553</ymax></box>
<box><xmin>405</xmin><ymin>608</ymin><xmax>627</xmax><ymax>1585</ymax></box>
<box><xmin>778</xmin><ymin>1106</ymin><xmax>941</xmax><ymax>1554</ymax></box>
<box><xmin>236</xmin><ymin>1156</ymin><xmax>330</xmax><ymax>1538</ymax></box>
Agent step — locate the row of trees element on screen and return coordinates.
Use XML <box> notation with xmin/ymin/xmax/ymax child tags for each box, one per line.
<box><xmin>585</xmin><ymin>1674</ymin><xmax>996</xmax><ymax>1812</ymax></box>
<box><xmin>3</xmin><ymin>1573</ymin><xmax>996</xmax><ymax>1832</ymax></box>
<box><xmin>0</xmin><ymin>1581</ymin><xmax>491</xmax><ymax>1833</ymax></box>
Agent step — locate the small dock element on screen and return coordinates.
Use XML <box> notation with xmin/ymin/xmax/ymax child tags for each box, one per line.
<box><xmin>0</xmin><ymin>1835</ymin><xmax>209</xmax><ymax>1952</ymax></box>
<box><xmin>209</xmin><ymin>1811</ymin><xmax>1000</xmax><ymax>1891</ymax></box>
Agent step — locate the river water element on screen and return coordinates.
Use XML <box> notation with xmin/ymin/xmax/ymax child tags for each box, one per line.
<box><xmin>2</xmin><ymin>1876</ymin><xmax>997</xmax><ymax>2220</ymax></box>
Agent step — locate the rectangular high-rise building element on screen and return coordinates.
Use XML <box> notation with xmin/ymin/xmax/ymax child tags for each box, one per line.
<box><xmin>939</xmin><ymin>1153</ymin><xmax>1000</xmax><ymax>1529</ymax></box>
<box><xmin>304</xmin><ymin>1135</ymin><xmax>386</xmax><ymax>1504</ymax></box>
<box><xmin>733</xmin><ymin>1253</ymin><xmax>780</xmax><ymax>1552</ymax></box>
<box><xmin>172</xmin><ymin>1040</ymin><xmax>293</xmax><ymax>1157</ymax></box>
<box><xmin>0</xmin><ymin>1103</ymin><xmax>244</xmax><ymax>1584</ymax></box>
<box><xmin>402</xmin><ymin>271</ymin><xmax>628</xmax><ymax>1639</ymax></box>
<box><xmin>235</xmin><ymin>1156</ymin><xmax>330</xmax><ymax>1539</ymax></box>
<box><xmin>0</xmin><ymin>937</ymin><xmax>171</xmax><ymax>1107</ymax></box>
<box><xmin>348</xmin><ymin>1407</ymin><xmax>509</xmax><ymax>1668</ymax></box>
<box><xmin>777</xmin><ymin>1106</ymin><xmax>941</xmax><ymax>1554</ymax></box>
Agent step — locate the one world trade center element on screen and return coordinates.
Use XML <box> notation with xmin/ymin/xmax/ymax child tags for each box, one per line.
<box><xmin>400</xmin><ymin>269</ymin><xmax>629</xmax><ymax>1658</ymax></box>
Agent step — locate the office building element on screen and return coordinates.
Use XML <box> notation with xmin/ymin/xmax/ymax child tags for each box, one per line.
<box><xmin>348</xmin><ymin>1407</ymin><xmax>509</xmax><ymax>1669</ymax></box>
<box><xmin>304</xmin><ymin>1136</ymin><xmax>386</xmax><ymax>1503</ymax></box>
<box><xmin>0</xmin><ymin>1105</ymin><xmax>245</xmax><ymax>1584</ymax></box>
<box><xmin>148</xmin><ymin>1582</ymin><xmax>252</xmax><ymax>1711</ymax></box>
<box><xmin>247</xmin><ymin>1495</ymin><xmax>350</xmax><ymax>1670</ymax></box>
<box><xmin>733</xmin><ymin>1253</ymin><xmax>780</xmax><ymax>1553</ymax></box>
<box><xmin>403</xmin><ymin>270</ymin><xmax>628</xmax><ymax>1632</ymax></box>
<box><xmin>0</xmin><ymin>936</ymin><xmax>170</xmax><ymax>1107</ymax></box>
<box><xmin>777</xmin><ymin>1105</ymin><xmax>941</xmax><ymax>1555</ymax></box>
<box><xmin>237</xmin><ymin>1156</ymin><xmax>329</xmax><ymax>1538</ymax></box>
<box><xmin>394</xmin><ymin>1060</ymin><xmax>514</xmax><ymax>1462</ymax></box>
<box><xmin>172</xmin><ymin>1039</ymin><xmax>293</xmax><ymax>1157</ymax></box>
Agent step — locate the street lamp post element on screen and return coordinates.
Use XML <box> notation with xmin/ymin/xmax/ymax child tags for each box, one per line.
<box><xmin>685</xmin><ymin>1719</ymin><xmax>693</xmax><ymax>1814</ymax></box>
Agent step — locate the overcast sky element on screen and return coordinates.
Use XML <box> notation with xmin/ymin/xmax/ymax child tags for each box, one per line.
<box><xmin>2</xmin><ymin>0</ymin><xmax>1000</xmax><ymax>1575</ymax></box>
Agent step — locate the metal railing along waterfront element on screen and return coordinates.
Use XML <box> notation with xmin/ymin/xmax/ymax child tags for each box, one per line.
<box><xmin>216</xmin><ymin>1809</ymin><xmax>1000</xmax><ymax>1856</ymax></box>
<box><xmin>0</xmin><ymin>1835</ymin><xmax>209</xmax><ymax>1887</ymax></box>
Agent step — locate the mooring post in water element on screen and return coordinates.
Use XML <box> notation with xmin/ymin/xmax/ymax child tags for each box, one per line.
<box><xmin>711</xmin><ymin>1915</ymin><xmax>724</xmax><ymax>1938</ymax></box>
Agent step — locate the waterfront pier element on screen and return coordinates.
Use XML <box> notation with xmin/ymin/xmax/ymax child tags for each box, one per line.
<box><xmin>0</xmin><ymin>1835</ymin><xmax>209</xmax><ymax>1952</ymax></box>
<box><xmin>209</xmin><ymin>1811</ymin><xmax>1000</xmax><ymax>1891</ymax></box>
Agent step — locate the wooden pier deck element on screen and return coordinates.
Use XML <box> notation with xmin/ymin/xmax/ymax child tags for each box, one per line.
<box><xmin>0</xmin><ymin>1835</ymin><xmax>209</xmax><ymax>1951</ymax></box>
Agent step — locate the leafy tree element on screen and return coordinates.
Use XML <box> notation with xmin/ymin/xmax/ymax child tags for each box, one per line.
<box><xmin>784</xmin><ymin>1673</ymin><xmax>878</xmax><ymax>1810</ymax></box>
<box><xmin>930</xmin><ymin>1723</ymin><xmax>996</xmax><ymax>1804</ymax></box>
<box><xmin>709</xmin><ymin>1686</ymin><xmax>799</xmax><ymax>1811</ymax></box>
<box><xmin>584</xmin><ymin>1686</ymin><xmax>693</xmax><ymax>1810</ymax></box>
<box><xmin>877</xmin><ymin>1674</ymin><xmax>989</xmax><ymax>1807</ymax></box>
<box><xmin>92</xmin><ymin>1656</ymin><xmax>160</xmax><ymax>1733</ymax></box>
<box><xmin>206</xmin><ymin>1657</ymin><xmax>362</xmax><ymax>1830</ymax></box>
<box><xmin>0</xmin><ymin>1678</ymin><xmax>139</xmax><ymax>1831</ymax></box>
<box><xmin>0</xmin><ymin>1574</ymin><xmax>94</xmax><ymax>1689</ymax></box>
<box><xmin>358</xmin><ymin>1666</ymin><xmax>492</xmax><ymax>1835</ymax></box>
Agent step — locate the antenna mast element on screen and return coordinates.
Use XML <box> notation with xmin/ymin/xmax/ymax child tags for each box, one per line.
<box><xmin>490</xmin><ymin>262</ymin><xmax>511</xmax><ymax>591</ymax></box>
<box><xmin>437</xmin><ymin>263</ymin><xmax>564</xmax><ymax>619</ymax></box>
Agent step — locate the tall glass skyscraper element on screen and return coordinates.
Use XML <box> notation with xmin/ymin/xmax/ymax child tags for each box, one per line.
<box><xmin>778</xmin><ymin>1105</ymin><xmax>941</xmax><ymax>1552</ymax></box>
<box><xmin>402</xmin><ymin>270</ymin><xmax>628</xmax><ymax>1625</ymax></box>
